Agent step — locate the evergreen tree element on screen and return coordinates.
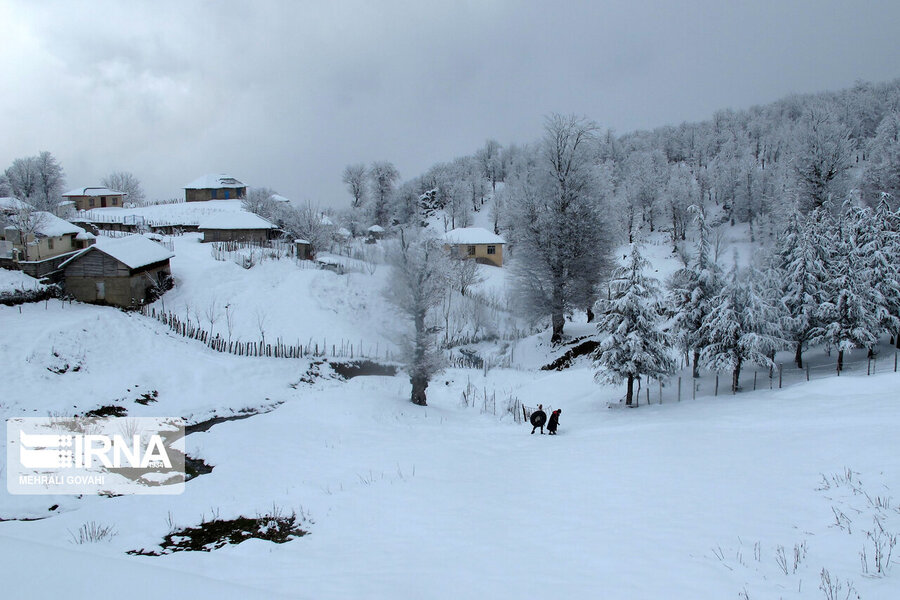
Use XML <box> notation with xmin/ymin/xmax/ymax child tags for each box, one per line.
<box><xmin>777</xmin><ymin>208</ymin><xmax>829</xmax><ymax>368</ymax></box>
<box><xmin>593</xmin><ymin>245</ymin><xmax>675</xmax><ymax>406</ymax></box>
<box><xmin>668</xmin><ymin>204</ymin><xmax>720</xmax><ymax>378</ymax></box>
<box><xmin>698</xmin><ymin>261</ymin><xmax>784</xmax><ymax>393</ymax></box>
<box><xmin>812</xmin><ymin>203</ymin><xmax>882</xmax><ymax>372</ymax></box>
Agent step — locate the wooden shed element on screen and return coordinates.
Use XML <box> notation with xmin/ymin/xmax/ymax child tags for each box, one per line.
<box><xmin>60</xmin><ymin>235</ymin><xmax>175</xmax><ymax>308</ymax></box>
<box><xmin>197</xmin><ymin>212</ymin><xmax>276</xmax><ymax>243</ymax></box>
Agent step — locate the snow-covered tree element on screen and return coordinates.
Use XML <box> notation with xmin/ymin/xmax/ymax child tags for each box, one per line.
<box><xmin>507</xmin><ymin>114</ymin><xmax>614</xmax><ymax>343</ymax></box>
<box><xmin>593</xmin><ymin>245</ymin><xmax>675</xmax><ymax>406</ymax></box>
<box><xmin>861</xmin><ymin>112</ymin><xmax>900</xmax><ymax>209</ymax></box>
<box><xmin>663</xmin><ymin>162</ymin><xmax>697</xmax><ymax>249</ymax></box>
<box><xmin>384</xmin><ymin>230</ymin><xmax>450</xmax><ymax>406</ymax></box>
<box><xmin>342</xmin><ymin>163</ymin><xmax>368</xmax><ymax>209</ymax></box>
<box><xmin>5</xmin><ymin>152</ymin><xmax>65</xmax><ymax>212</ymax></box>
<box><xmin>368</xmin><ymin>161</ymin><xmax>399</xmax><ymax>228</ymax></box>
<box><xmin>812</xmin><ymin>203</ymin><xmax>882</xmax><ymax>372</ymax></box>
<box><xmin>278</xmin><ymin>202</ymin><xmax>332</xmax><ymax>258</ymax></box>
<box><xmin>668</xmin><ymin>204</ymin><xmax>721</xmax><ymax>377</ymax></box>
<box><xmin>102</xmin><ymin>171</ymin><xmax>145</xmax><ymax>206</ymax></box>
<box><xmin>698</xmin><ymin>262</ymin><xmax>783</xmax><ymax>393</ymax></box>
<box><xmin>475</xmin><ymin>139</ymin><xmax>503</xmax><ymax>191</ymax></box>
<box><xmin>242</xmin><ymin>187</ymin><xmax>280</xmax><ymax>222</ymax></box>
<box><xmin>777</xmin><ymin>208</ymin><xmax>829</xmax><ymax>368</ymax></box>
<box><xmin>792</xmin><ymin>105</ymin><xmax>856</xmax><ymax>213</ymax></box>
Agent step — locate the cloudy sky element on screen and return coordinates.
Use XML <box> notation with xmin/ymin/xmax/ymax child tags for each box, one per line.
<box><xmin>1</xmin><ymin>0</ymin><xmax>898</xmax><ymax>207</ymax></box>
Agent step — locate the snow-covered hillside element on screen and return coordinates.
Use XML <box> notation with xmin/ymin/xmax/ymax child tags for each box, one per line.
<box><xmin>2</xmin><ymin>297</ymin><xmax>898</xmax><ymax>598</ymax></box>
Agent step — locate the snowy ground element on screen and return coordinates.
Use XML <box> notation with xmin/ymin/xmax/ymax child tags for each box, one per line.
<box><xmin>0</xmin><ymin>269</ymin><xmax>46</xmax><ymax>295</ymax></box>
<box><xmin>2</xmin><ymin>201</ymin><xmax>898</xmax><ymax>598</ymax></box>
<box><xmin>2</xmin><ymin>296</ymin><xmax>899</xmax><ymax>598</ymax></box>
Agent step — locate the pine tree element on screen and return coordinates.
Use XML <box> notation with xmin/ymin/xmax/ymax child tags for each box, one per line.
<box><xmin>777</xmin><ymin>208</ymin><xmax>829</xmax><ymax>368</ymax></box>
<box><xmin>668</xmin><ymin>204</ymin><xmax>720</xmax><ymax>378</ymax></box>
<box><xmin>593</xmin><ymin>245</ymin><xmax>675</xmax><ymax>406</ymax></box>
<box><xmin>698</xmin><ymin>262</ymin><xmax>784</xmax><ymax>393</ymax></box>
<box><xmin>870</xmin><ymin>197</ymin><xmax>900</xmax><ymax>347</ymax></box>
<box><xmin>812</xmin><ymin>203</ymin><xmax>882</xmax><ymax>372</ymax></box>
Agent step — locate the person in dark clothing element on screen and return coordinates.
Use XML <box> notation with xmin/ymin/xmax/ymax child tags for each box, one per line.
<box><xmin>547</xmin><ymin>409</ymin><xmax>561</xmax><ymax>435</ymax></box>
<box><xmin>530</xmin><ymin>404</ymin><xmax>547</xmax><ymax>434</ymax></box>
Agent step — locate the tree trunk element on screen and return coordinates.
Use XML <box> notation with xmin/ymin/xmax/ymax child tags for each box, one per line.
<box><xmin>410</xmin><ymin>375</ymin><xmax>428</xmax><ymax>406</ymax></box>
<box><xmin>732</xmin><ymin>360</ymin><xmax>741</xmax><ymax>393</ymax></box>
<box><xmin>837</xmin><ymin>349</ymin><xmax>844</xmax><ymax>373</ymax></box>
<box><xmin>586</xmin><ymin>306</ymin><xmax>594</xmax><ymax>323</ymax></box>
<box><xmin>692</xmin><ymin>350</ymin><xmax>700</xmax><ymax>378</ymax></box>
<box><xmin>551</xmin><ymin>312</ymin><xmax>565</xmax><ymax>345</ymax></box>
<box><xmin>626</xmin><ymin>374</ymin><xmax>634</xmax><ymax>406</ymax></box>
<box><xmin>794</xmin><ymin>341</ymin><xmax>803</xmax><ymax>369</ymax></box>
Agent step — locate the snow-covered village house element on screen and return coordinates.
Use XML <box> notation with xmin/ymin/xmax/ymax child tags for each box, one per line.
<box><xmin>197</xmin><ymin>212</ymin><xmax>277</xmax><ymax>243</ymax></box>
<box><xmin>0</xmin><ymin>204</ymin><xmax>94</xmax><ymax>278</ymax></box>
<box><xmin>60</xmin><ymin>235</ymin><xmax>174</xmax><ymax>308</ymax></box>
<box><xmin>62</xmin><ymin>187</ymin><xmax>126</xmax><ymax>211</ymax></box>
<box><xmin>441</xmin><ymin>227</ymin><xmax>505</xmax><ymax>267</ymax></box>
<box><xmin>184</xmin><ymin>174</ymin><xmax>247</xmax><ymax>202</ymax></box>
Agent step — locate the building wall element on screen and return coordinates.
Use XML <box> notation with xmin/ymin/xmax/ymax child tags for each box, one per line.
<box><xmin>200</xmin><ymin>228</ymin><xmax>271</xmax><ymax>243</ymax></box>
<box><xmin>0</xmin><ymin>232</ymin><xmax>79</xmax><ymax>262</ymax></box>
<box><xmin>71</xmin><ymin>195</ymin><xmax>125</xmax><ymax>211</ymax></box>
<box><xmin>447</xmin><ymin>243</ymin><xmax>503</xmax><ymax>267</ymax></box>
<box><xmin>185</xmin><ymin>187</ymin><xmax>247</xmax><ymax>202</ymax></box>
<box><xmin>64</xmin><ymin>251</ymin><xmax>172</xmax><ymax>308</ymax></box>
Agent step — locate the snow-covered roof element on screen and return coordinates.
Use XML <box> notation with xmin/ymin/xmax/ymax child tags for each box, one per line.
<box><xmin>7</xmin><ymin>211</ymin><xmax>85</xmax><ymax>237</ymax></box>
<box><xmin>269</xmin><ymin>194</ymin><xmax>291</xmax><ymax>203</ymax></box>
<box><xmin>0</xmin><ymin>197</ymin><xmax>34</xmax><ymax>211</ymax></box>
<box><xmin>336</xmin><ymin>227</ymin><xmax>352</xmax><ymax>238</ymax></box>
<box><xmin>62</xmin><ymin>187</ymin><xmax>125</xmax><ymax>197</ymax></box>
<box><xmin>75</xmin><ymin>231</ymin><xmax>96</xmax><ymax>241</ymax></box>
<box><xmin>320</xmin><ymin>215</ymin><xmax>334</xmax><ymax>226</ymax></box>
<box><xmin>61</xmin><ymin>235</ymin><xmax>174</xmax><ymax>271</ymax></box>
<box><xmin>441</xmin><ymin>227</ymin><xmax>505</xmax><ymax>245</ymax></box>
<box><xmin>197</xmin><ymin>212</ymin><xmax>275</xmax><ymax>230</ymax></box>
<box><xmin>294</xmin><ymin>239</ymin><xmax>310</xmax><ymax>245</ymax></box>
<box><xmin>184</xmin><ymin>174</ymin><xmax>245</xmax><ymax>190</ymax></box>
<box><xmin>367</xmin><ymin>225</ymin><xmax>385</xmax><ymax>233</ymax></box>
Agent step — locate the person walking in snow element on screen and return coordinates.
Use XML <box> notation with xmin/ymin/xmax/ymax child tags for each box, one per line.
<box><xmin>530</xmin><ymin>404</ymin><xmax>547</xmax><ymax>434</ymax></box>
<box><xmin>547</xmin><ymin>408</ymin><xmax>561</xmax><ymax>435</ymax></box>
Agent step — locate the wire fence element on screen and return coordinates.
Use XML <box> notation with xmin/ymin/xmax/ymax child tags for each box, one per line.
<box><xmin>616</xmin><ymin>349</ymin><xmax>900</xmax><ymax>407</ymax></box>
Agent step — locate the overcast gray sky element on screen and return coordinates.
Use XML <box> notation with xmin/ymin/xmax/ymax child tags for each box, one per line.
<box><xmin>2</xmin><ymin>0</ymin><xmax>898</xmax><ymax>207</ymax></box>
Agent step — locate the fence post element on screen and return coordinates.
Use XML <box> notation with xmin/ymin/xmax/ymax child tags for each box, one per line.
<box><xmin>867</xmin><ymin>357</ymin><xmax>871</xmax><ymax>376</ymax></box>
<box><xmin>658</xmin><ymin>379</ymin><xmax>662</xmax><ymax>404</ymax></box>
<box><xmin>753</xmin><ymin>371</ymin><xmax>757</xmax><ymax>391</ymax></box>
<box><xmin>693</xmin><ymin>381</ymin><xmax>696</xmax><ymax>401</ymax></box>
<box><xmin>677</xmin><ymin>377</ymin><xmax>682</xmax><ymax>402</ymax></box>
<box><xmin>778</xmin><ymin>364</ymin><xmax>783</xmax><ymax>388</ymax></box>
<box><xmin>806</xmin><ymin>363</ymin><xmax>810</xmax><ymax>381</ymax></box>
<box><xmin>646</xmin><ymin>387</ymin><xmax>649</xmax><ymax>405</ymax></box>
<box><xmin>895</xmin><ymin>351</ymin><xmax>898</xmax><ymax>372</ymax></box>
<box><xmin>714</xmin><ymin>375</ymin><xmax>719</xmax><ymax>397</ymax></box>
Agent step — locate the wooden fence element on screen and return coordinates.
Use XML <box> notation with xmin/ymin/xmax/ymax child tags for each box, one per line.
<box><xmin>139</xmin><ymin>305</ymin><xmax>394</xmax><ymax>361</ymax></box>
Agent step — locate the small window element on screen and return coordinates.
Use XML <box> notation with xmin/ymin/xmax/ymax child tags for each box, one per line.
<box><xmin>467</xmin><ymin>245</ymin><xmax>476</xmax><ymax>256</ymax></box>
<box><xmin>112</xmin><ymin>197</ymin><xmax>118</xmax><ymax>205</ymax></box>
<box><xmin>89</xmin><ymin>198</ymin><xmax>95</xmax><ymax>207</ymax></box>
<box><xmin>224</xmin><ymin>190</ymin><xmax>231</xmax><ymax>200</ymax></box>
<box><xmin>487</xmin><ymin>245</ymin><xmax>496</xmax><ymax>255</ymax></box>
<box><xmin>210</xmin><ymin>190</ymin><xmax>218</xmax><ymax>200</ymax></box>
<box><xmin>48</xmin><ymin>238</ymin><xmax>54</xmax><ymax>250</ymax></box>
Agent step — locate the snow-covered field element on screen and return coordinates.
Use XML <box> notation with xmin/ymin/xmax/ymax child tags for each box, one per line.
<box><xmin>1</xmin><ymin>294</ymin><xmax>898</xmax><ymax>598</ymax></box>
<box><xmin>1</xmin><ymin>199</ymin><xmax>898</xmax><ymax>598</ymax></box>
